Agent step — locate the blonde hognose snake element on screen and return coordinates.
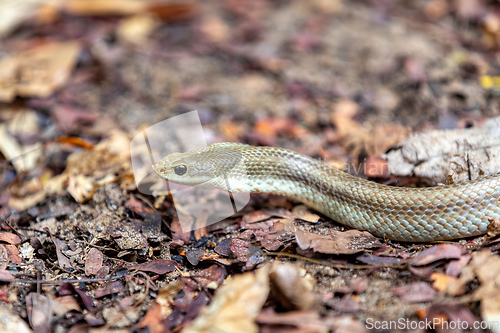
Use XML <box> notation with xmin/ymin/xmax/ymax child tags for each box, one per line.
<box><xmin>152</xmin><ymin>142</ymin><xmax>500</xmax><ymax>242</ymax></box>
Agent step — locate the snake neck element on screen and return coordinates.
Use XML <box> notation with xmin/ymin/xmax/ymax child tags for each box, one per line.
<box><xmin>212</xmin><ymin>146</ymin><xmax>354</xmax><ymax>216</ymax></box>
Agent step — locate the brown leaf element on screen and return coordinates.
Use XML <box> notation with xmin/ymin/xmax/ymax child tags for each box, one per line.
<box><xmin>185</xmin><ymin>248</ymin><xmax>204</xmax><ymax>266</ymax></box>
<box><xmin>0</xmin><ymin>269</ymin><xmax>14</xmax><ymax>282</ymax></box>
<box><xmin>411</xmin><ymin>244</ymin><xmax>463</xmax><ymax>266</ymax></box>
<box><xmin>67</xmin><ymin>174</ymin><xmax>95</xmax><ymax>203</ymax></box>
<box><xmin>64</xmin><ymin>0</ymin><xmax>147</xmax><ymax>15</ymax></box>
<box><xmin>463</xmin><ymin>250</ymin><xmax>500</xmax><ymax>323</ymax></box>
<box><xmin>270</xmin><ymin>262</ymin><xmax>316</xmax><ymax>310</ymax></box>
<box><xmin>129</xmin><ymin>259</ymin><xmax>178</xmax><ymax>275</ymax></box>
<box><xmin>242</xmin><ymin>210</ymin><xmax>271</xmax><ymax>224</ymax></box>
<box><xmin>95</xmin><ymin>281</ymin><xmax>124</xmax><ymax>298</ymax></box>
<box><xmin>229</xmin><ymin>238</ymin><xmax>252</xmax><ymax>262</ymax></box>
<box><xmin>199</xmin><ymin>14</ymin><xmax>230</xmax><ymax>44</ymax></box>
<box><xmin>138</xmin><ymin>302</ymin><xmax>166</xmax><ymax>333</ymax></box>
<box><xmin>363</xmin><ymin>156</ymin><xmax>389</xmax><ymax>178</ymax></box>
<box><xmin>52</xmin><ymin>106</ymin><xmax>98</xmax><ymax>130</ymax></box>
<box><xmin>372</xmin><ymin>245</ymin><xmax>410</xmax><ymax>258</ymax></box>
<box><xmin>96</xmin><ymin>266</ymin><xmax>110</xmax><ymax>279</ymax></box>
<box><xmin>407</xmin><ymin>265</ymin><xmax>437</xmax><ymax>278</ymax></box>
<box><xmin>214</xmin><ymin>238</ymin><xmax>232</xmax><ymax>257</ymax></box>
<box><xmin>58</xmin><ymin>284</ymin><xmax>94</xmax><ymax>311</ymax></box>
<box><xmin>331</xmin><ymin>99</ymin><xmax>409</xmax><ymax>161</ymax></box>
<box><xmin>53</xmin><ymin>295</ymin><xmax>82</xmax><ymax>316</ymax></box>
<box><xmin>257</xmin><ymin>308</ymin><xmax>366</xmax><ymax>332</ymax></box>
<box><xmin>183</xmin><ymin>264</ymin><xmax>270</xmax><ymax>333</ymax></box>
<box><xmin>295</xmin><ymin>229</ymin><xmax>382</xmax><ymax>255</ymax></box>
<box><xmin>116</xmin><ymin>14</ymin><xmax>158</xmax><ymax>45</ymax></box>
<box><xmin>85</xmin><ymin>248</ymin><xmax>104</xmax><ymax>276</ymax></box>
<box><xmin>193</xmin><ymin>210</ymin><xmax>209</xmax><ymax>240</ymax></box>
<box><xmin>0</xmin><ymin>41</ymin><xmax>80</xmax><ymax>102</ymax></box>
<box><xmin>184</xmin><ymin>291</ymin><xmax>210</xmax><ymax>322</ymax></box>
<box><xmin>194</xmin><ymin>265</ymin><xmax>226</xmax><ymax>288</ymax></box>
<box><xmin>254</xmin><ymin>117</ymin><xmax>305</xmax><ymax>138</ymax></box>
<box><xmin>393</xmin><ymin>282</ymin><xmax>437</xmax><ymax>303</ymax></box>
<box><xmin>0</xmin><ymin>232</ymin><xmax>21</xmax><ymax>245</ymax></box>
<box><xmin>220</xmin><ymin>120</ymin><xmax>246</xmax><ymax>141</ymax></box>
<box><xmin>425</xmin><ymin>304</ymin><xmax>478</xmax><ymax>332</ymax></box>
<box><xmin>0</xmin><ymin>305</ymin><xmax>31</xmax><ymax>332</ymax></box>
<box><xmin>0</xmin><ymin>245</ymin><xmax>8</xmax><ymax>270</ymax></box>
<box><xmin>326</xmin><ymin>296</ymin><xmax>361</xmax><ymax>313</ymax></box>
<box><xmin>430</xmin><ymin>272</ymin><xmax>465</xmax><ymax>295</ymax></box>
<box><xmin>56</xmin><ymin>136</ymin><xmax>94</xmax><ymax>149</ymax></box>
<box><xmin>125</xmin><ymin>197</ymin><xmax>155</xmax><ymax>218</ymax></box>
<box><xmin>139</xmin><ymin>280</ymin><xmax>185</xmax><ymax>331</ymax></box>
<box><xmin>147</xmin><ymin>2</ymin><xmax>197</xmax><ymax>22</ymax></box>
<box><xmin>4</xmin><ymin>244</ymin><xmax>21</xmax><ymax>265</ymax></box>
<box><xmin>0</xmin><ymin>121</ymin><xmax>43</xmax><ymax>174</ymax></box>
<box><xmin>261</xmin><ymin>237</ymin><xmax>283</xmax><ymax>251</ymax></box>
<box><xmin>445</xmin><ymin>254</ymin><xmax>471</xmax><ymax>277</ymax></box>
<box><xmin>26</xmin><ymin>293</ymin><xmax>52</xmax><ymax>332</ymax></box>
<box><xmin>46</xmin><ymin>228</ymin><xmax>72</xmax><ymax>269</ymax></box>
<box><xmin>291</xmin><ymin>205</ymin><xmax>320</xmax><ymax>223</ymax></box>
<box><xmin>171</xmin><ymin>216</ymin><xmax>191</xmax><ymax>244</ymax></box>
<box><xmin>356</xmin><ymin>253</ymin><xmax>405</xmax><ymax>266</ymax></box>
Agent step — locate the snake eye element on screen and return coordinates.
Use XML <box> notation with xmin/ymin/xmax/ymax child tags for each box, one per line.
<box><xmin>174</xmin><ymin>165</ymin><xmax>187</xmax><ymax>176</ymax></box>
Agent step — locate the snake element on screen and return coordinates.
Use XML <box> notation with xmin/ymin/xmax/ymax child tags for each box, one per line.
<box><xmin>152</xmin><ymin>142</ymin><xmax>500</xmax><ymax>242</ymax></box>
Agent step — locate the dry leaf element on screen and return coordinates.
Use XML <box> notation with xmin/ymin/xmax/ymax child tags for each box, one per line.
<box><xmin>270</xmin><ymin>262</ymin><xmax>316</xmax><ymax>310</ymax></box>
<box><xmin>291</xmin><ymin>205</ymin><xmax>320</xmax><ymax>223</ymax></box>
<box><xmin>0</xmin><ymin>0</ymin><xmax>51</xmax><ymax>37</ymax></box>
<box><xmin>67</xmin><ymin>174</ymin><xmax>95</xmax><ymax>203</ymax></box>
<box><xmin>0</xmin><ymin>123</ymin><xmax>42</xmax><ymax>172</ymax></box>
<box><xmin>95</xmin><ymin>281</ymin><xmax>124</xmax><ymax>298</ymax></box>
<box><xmin>0</xmin><ymin>305</ymin><xmax>31</xmax><ymax>333</ymax></box>
<box><xmin>295</xmin><ymin>228</ymin><xmax>382</xmax><ymax>255</ymax></box>
<box><xmin>56</xmin><ymin>130</ymin><xmax>131</xmax><ymax>203</ymax></box>
<box><xmin>0</xmin><ymin>41</ymin><xmax>80</xmax><ymax>102</ymax></box>
<box><xmin>430</xmin><ymin>272</ymin><xmax>465</xmax><ymax>295</ymax></box>
<box><xmin>410</xmin><ymin>244</ymin><xmax>463</xmax><ymax>266</ymax></box>
<box><xmin>393</xmin><ymin>282</ymin><xmax>437</xmax><ymax>303</ymax></box>
<box><xmin>0</xmin><ymin>246</ymin><xmax>8</xmax><ymax>270</ymax></box>
<box><xmin>85</xmin><ymin>248</ymin><xmax>104</xmax><ymax>276</ymax></box>
<box><xmin>47</xmin><ymin>229</ymin><xmax>72</xmax><ymax>269</ymax></box>
<box><xmin>199</xmin><ymin>14</ymin><xmax>230</xmax><ymax>44</ymax></box>
<box><xmin>53</xmin><ymin>295</ymin><xmax>82</xmax><ymax>315</ymax></box>
<box><xmin>27</xmin><ymin>293</ymin><xmax>52</xmax><ymax>331</ymax></box>
<box><xmin>467</xmin><ymin>251</ymin><xmax>500</xmax><ymax>330</ymax></box>
<box><xmin>128</xmin><ymin>259</ymin><xmax>178</xmax><ymax>274</ymax></box>
<box><xmin>64</xmin><ymin>0</ymin><xmax>147</xmax><ymax>15</ymax></box>
<box><xmin>117</xmin><ymin>14</ymin><xmax>158</xmax><ymax>45</ymax></box>
<box><xmin>184</xmin><ymin>264</ymin><xmax>270</xmax><ymax>333</ymax></box>
<box><xmin>139</xmin><ymin>280</ymin><xmax>185</xmax><ymax>331</ymax></box>
<box><xmin>331</xmin><ymin>99</ymin><xmax>409</xmax><ymax>162</ymax></box>
<box><xmin>0</xmin><ymin>232</ymin><xmax>21</xmax><ymax>245</ymax></box>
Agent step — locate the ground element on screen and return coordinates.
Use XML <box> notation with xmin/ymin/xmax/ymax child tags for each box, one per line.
<box><xmin>1</xmin><ymin>0</ymin><xmax>500</xmax><ymax>332</ymax></box>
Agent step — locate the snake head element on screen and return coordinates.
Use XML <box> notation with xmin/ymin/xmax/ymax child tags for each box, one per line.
<box><xmin>152</xmin><ymin>148</ymin><xmax>216</xmax><ymax>186</ymax></box>
<box><xmin>152</xmin><ymin>143</ymin><xmax>249</xmax><ymax>189</ymax></box>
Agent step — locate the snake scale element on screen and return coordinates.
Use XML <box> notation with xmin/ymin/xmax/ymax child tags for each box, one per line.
<box><xmin>152</xmin><ymin>142</ymin><xmax>500</xmax><ymax>242</ymax></box>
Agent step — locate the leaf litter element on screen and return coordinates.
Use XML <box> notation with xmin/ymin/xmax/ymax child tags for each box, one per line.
<box><xmin>2</xmin><ymin>0</ymin><xmax>500</xmax><ymax>332</ymax></box>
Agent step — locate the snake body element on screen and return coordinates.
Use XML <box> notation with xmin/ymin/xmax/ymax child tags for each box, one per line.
<box><xmin>153</xmin><ymin>143</ymin><xmax>500</xmax><ymax>242</ymax></box>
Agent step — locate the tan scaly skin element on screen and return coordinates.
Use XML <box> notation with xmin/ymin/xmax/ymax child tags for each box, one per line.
<box><xmin>153</xmin><ymin>142</ymin><xmax>500</xmax><ymax>242</ymax></box>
